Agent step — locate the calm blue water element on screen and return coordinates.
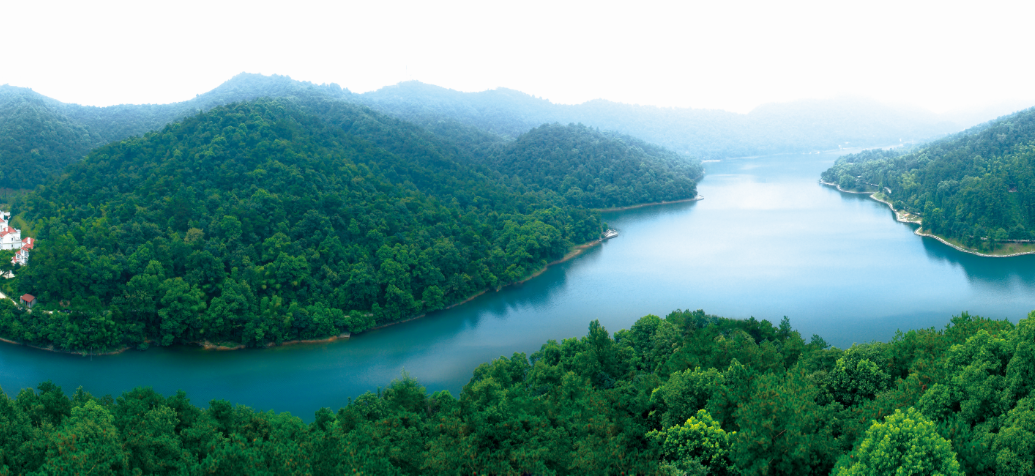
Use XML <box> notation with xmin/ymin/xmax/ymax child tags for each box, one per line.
<box><xmin>2</xmin><ymin>150</ymin><xmax>1034</xmax><ymax>420</ymax></box>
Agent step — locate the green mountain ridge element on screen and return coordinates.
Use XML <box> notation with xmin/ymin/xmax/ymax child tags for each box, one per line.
<box><xmin>1</xmin><ymin>72</ymin><xmax>998</xmax><ymax>189</ymax></box>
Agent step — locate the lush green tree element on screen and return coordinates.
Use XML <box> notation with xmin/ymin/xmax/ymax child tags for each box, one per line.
<box><xmin>648</xmin><ymin>409</ymin><xmax>734</xmax><ymax>475</ymax></box>
<box><xmin>36</xmin><ymin>400</ymin><xmax>129</xmax><ymax>475</ymax></box>
<box><xmin>827</xmin><ymin>346</ymin><xmax>891</xmax><ymax>406</ymax></box>
<box><xmin>731</xmin><ymin>370</ymin><xmax>839</xmax><ymax>475</ymax></box>
<box><xmin>1</xmin><ymin>309</ymin><xmax>1033</xmax><ymax>474</ymax></box>
<box><xmin>653</xmin><ymin>367</ymin><xmax>723</xmax><ymax>428</ymax></box>
<box><xmin>835</xmin><ymin>407</ymin><xmax>963</xmax><ymax>476</ymax></box>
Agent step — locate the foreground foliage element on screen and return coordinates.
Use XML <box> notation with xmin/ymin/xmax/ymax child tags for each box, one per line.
<box><xmin>1</xmin><ymin>309</ymin><xmax>1032</xmax><ymax>474</ymax></box>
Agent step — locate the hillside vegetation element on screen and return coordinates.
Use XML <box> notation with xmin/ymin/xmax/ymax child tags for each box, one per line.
<box><xmin>3</xmin><ymin>309</ymin><xmax>1032</xmax><ymax>474</ymax></box>
<box><xmin>0</xmin><ymin>76</ymin><xmax>349</xmax><ymax>188</ymax></box>
<box><xmin>821</xmin><ymin>107</ymin><xmax>1035</xmax><ymax>252</ymax></box>
<box><xmin>3</xmin><ymin>98</ymin><xmax>610</xmax><ymax>352</ymax></box>
<box><xmin>485</xmin><ymin>123</ymin><xmax>701</xmax><ymax>208</ymax></box>
<box><xmin>0</xmin><ymin>73</ymin><xmax>975</xmax><ymax>189</ymax></box>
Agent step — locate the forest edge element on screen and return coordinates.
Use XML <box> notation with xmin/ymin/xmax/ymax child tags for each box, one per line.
<box><xmin>820</xmin><ymin>180</ymin><xmax>1035</xmax><ymax>258</ymax></box>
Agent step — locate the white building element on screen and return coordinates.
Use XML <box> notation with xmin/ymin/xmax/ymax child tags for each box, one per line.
<box><xmin>12</xmin><ymin>237</ymin><xmax>33</xmax><ymax>266</ymax></box>
<box><xmin>0</xmin><ymin>227</ymin><xmax>21</xmax><ymax>250</ymax></box>
<box><xmin>0</xmin><ymin>211</ymin><xmax>33</xmax><ymax>264</ymax></box>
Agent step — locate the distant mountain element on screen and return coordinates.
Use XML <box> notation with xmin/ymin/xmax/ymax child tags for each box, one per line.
<box><xmin>0</xmin><ymin>87</ymin><xmax>99</xmax><ymax>187</ymax></box>
<box><xmin>0</xmin><ymin>75</ymin><xmax>351</xmax><ymax>188</ymax></box>
<box><xmin>2</xmin><ymin>73</ymin><xmax>1026</xmax><ymax>189</ymax></box>
<box><xmin>820</xmin><ymin>106</ymin><xmax>1035</xmax><ymax>253</ymax></box>
<box><xmin>355</xmin><ymin>82</ymin><xmax>983</xmax><ymax>158</ymax></box>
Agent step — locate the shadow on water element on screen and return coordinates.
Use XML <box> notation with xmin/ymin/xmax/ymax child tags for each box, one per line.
<box><xmin>602</xmin><ymin>199</ymin><xmax>700</xmax><ymax>224</ymax></box>
<box><xmin>918</xmin><ymin>235</ymin><xmax>1035</xmax><ymax>291</ymax></box>
<box><xmin>831</xmin><ymin>185</ymin><xmax>1035</xmax><ymax>291</ymax></box>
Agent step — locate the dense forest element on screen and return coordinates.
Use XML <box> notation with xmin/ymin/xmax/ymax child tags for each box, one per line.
<box><xmin>0</xmin><ymin>96</ymin><xmax>700</xmax><ymax>353</ymax></box>
<box><xmin>821</xmin><ymin>107</ymin><xmax>1035</xmax><ymax>251</ymax></box>
<box><xmin>0</xmin><ymin>87</ymin><xmax>100</xmax><ymax>188</ymax></box>
<box><xmin>484</xmin><ymin>124</ymin><xmax>701</xmax><ymax>208</ymax></box>
<box><xmin>0</xmin><ymin>73</ymin><xmax>976</xmax><ymax>190</ymax></box>
<box><xmin>3</xmin><ymin>309</ymin><xmax>1033</xmax><ymax>474</ymax></box>
<box><xmin>0</xmin><ymin>76</ymin><xmax>350</xmax><ymax>189</ymax></box>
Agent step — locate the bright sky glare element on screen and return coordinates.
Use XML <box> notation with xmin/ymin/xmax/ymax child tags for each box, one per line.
<box><xmin>2</xmin><ymin>0</ymin><xmax>1032</xmax><ymax>113</ymax></box>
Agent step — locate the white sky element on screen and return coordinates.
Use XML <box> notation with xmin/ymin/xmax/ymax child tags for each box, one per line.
<box><xmin>1</xmin><ymin>0</ymin><xmax>1032</xmax><ymax>113</ymax></box>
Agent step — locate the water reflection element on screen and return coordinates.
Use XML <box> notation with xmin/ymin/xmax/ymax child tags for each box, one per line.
<box><xmin>827</xmin><ymin>185</ymin><xmax>1035</xmax><ymax>291</ymax></box>
<box><xmin>919</xmin><ymin>236</ymin><xmax>1035</xmax><ymax>291</ymax></box>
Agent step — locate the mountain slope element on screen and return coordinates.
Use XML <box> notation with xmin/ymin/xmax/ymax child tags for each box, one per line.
<box><xmin>485</xmin><ymin>123</ymin><xmax>702</xmax><ymax>208</ymax></box>
<box><xmin>2</xmin><ymin>73</ymin><xmax>990</xmax><ymax>189</ymax></box>
<box><xmin>0</xmin><ymin>74</ymin><xmax>352</xmax><ymax>188</ymax></box>
<box><xmin>5</xmin><ymin>97</ymin><xmax>602</xmax><ymax>352</ymax></box>
<box><xmin>0</xmin><ymin>87</ymin><xmax>103</xmax><ymax>188</ymax></box>
<box><xmin>820</xmin><ymin>107</ymin><xmax>1035</xmax><ymax>253</ymax></box>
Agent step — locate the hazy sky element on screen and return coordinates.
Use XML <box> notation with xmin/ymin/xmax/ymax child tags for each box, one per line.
<box><xmin>2</xmin><ymin>0</ymin><xmax>1032</xmax><ymax>113</ymax></box>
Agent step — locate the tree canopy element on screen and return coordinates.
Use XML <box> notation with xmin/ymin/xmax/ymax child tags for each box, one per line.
<box><xmin>4</xmin><ymin>309</ymin><xmax>1034</xmax><ymax>474</ymax></box>
<box><xmin>484</xmin><ymin>123</ymin><xmax>701</xmax><ymax>208</ymax></box>
<box><xmin>2</xmin><ymin>97</ymin><xmax>615</xmax><ymax>352</ymax></box>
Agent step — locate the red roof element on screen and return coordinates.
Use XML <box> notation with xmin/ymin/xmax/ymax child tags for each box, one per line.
<box><xmin>21</xmin><ymin>237</ymin><xmax>33</xmax><ymax>249</ymax></box>
<box><xmin>20</xmin><ymin>294</ymin><xmax>34</xmax><ymax>303</ymax></box>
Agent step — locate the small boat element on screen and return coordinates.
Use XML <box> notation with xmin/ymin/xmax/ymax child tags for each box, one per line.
<box><xmin>602</xmin><ymin>229</ymin><xmax>619</xmax><ymax>240</ymax></box>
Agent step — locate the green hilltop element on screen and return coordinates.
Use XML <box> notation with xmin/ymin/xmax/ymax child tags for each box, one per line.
<box><xmin>0</xmin><ymin>95</ymin><xmax>699</xmax><ymax>352</ymax></box>
<box><xmin>1</xmin><ymin>73</ymin><xmax>972</xmax><ymax>190</ymax></box>
<box><xmin>821</xmin><ymin>106</ymin><xmax>1035</xmax><ymax>254</ymax></box>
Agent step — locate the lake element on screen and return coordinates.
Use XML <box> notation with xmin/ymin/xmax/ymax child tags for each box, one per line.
<box><xmin>3</xmin><ymin>149</ymin><xmax>1034</xmax><ymax>420</ymax></box>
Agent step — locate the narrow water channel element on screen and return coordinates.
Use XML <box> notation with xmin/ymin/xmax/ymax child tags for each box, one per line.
<box><xmin>3</xmin><ymin>149</ymin><xmax>1034</xmax><ymax>420</ymax></box>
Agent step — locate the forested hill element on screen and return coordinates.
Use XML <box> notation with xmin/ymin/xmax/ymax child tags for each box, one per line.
<box><xmin>0</xmin><ymin>73</ymin><xmax>984</xmax><ymax>189</ymax></box>
<box><xmin>820</xmin><ymin>107</ymin><xmax>1035</xmax><ymax>252</ymax></box>
<box><xmin>484</xmin><ymin>123</ymin><xmax>702</xmax><ymax>208</ymax></box>
<box><xmin>4</xmin><ymin>97</ymin><xmax>607</xmax><ymax>352</ymax></box>
<box><xmin>3</xmin><ymin>309</ymin><xmax>1030</xmax><ymax>474</ymax></box>
<box><xmin>0</xmin><ymin>74</ymin><xmax>351</xmax><ymax>188</ymax></box>
<box><xmin>0</xmin><ymin>86</ymin><xmax>101</xmax><ymax>188</ymax></box>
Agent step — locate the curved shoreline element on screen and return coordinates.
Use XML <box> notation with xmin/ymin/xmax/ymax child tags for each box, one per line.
<box><xmin>360</xmin><ymin>237</ymin><xmax>605</xmax><ymax>334</ymax></box>
<box><xmin>0</xmin><ymin>236</ymin><xmax>607</xmax><ymax>356</ymax></box>
<box><xmin>593</xmin><ymin>195</ymin><xmax>702</xmax><ymax>213</ymax></box>
<box><xmin>820</xmin><ymin>180</ymin><xmax>1035</xmax><ymax>258</ymax></box>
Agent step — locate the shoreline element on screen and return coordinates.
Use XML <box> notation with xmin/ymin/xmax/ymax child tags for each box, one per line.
<box><xmin>0</xmin><ymin>335</ymin><xmax>133</xmax><ymax>356</ymax></box>
<box><xmin>361</xmin><ymin>237</ymin><xmax>605</xmax><ymax>334</ymax></box>
<box><xmin>593</xmin><ymin>195</ymin><xmax>702</xmax><ymax>213</ymax></box>
<box><xmin>821</xmin><ymin>180</ymin><xmax>1035</xmax><ymax>258</ymax></box>
<box><xmin>0</xmin><ymin>187</ymin><xmax>703</xmax><ymax>355</ymax></box>
<box><xmin>0</xmin><ymin>236</ymin><xmax>607</xmax><ymax>356</ymax></box>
